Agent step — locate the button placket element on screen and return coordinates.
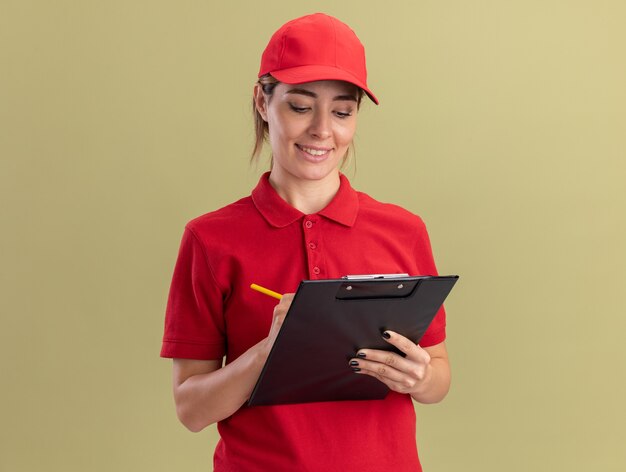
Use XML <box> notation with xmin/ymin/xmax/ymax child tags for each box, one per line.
<box><xmin>303</xmin><ymin>217</ymin><xmax>323</xmax><ymax>279</ymax></box>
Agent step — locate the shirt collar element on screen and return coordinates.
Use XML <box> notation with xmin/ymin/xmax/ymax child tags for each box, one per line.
<box><xmin>251</xmin><ymin>172</ymin><xmax>359</xmax><ymax>228</ymax></box>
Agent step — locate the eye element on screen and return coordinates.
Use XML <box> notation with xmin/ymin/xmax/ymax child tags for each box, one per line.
<box><xmin>335</xmin><ymin>110</ymin><xmax>353</xmax><ymax>118</ymax></box>
<box><xmin>288</xmin><ymin>103</ymin><xmax>309</xmax><ymax>113</ymax></box>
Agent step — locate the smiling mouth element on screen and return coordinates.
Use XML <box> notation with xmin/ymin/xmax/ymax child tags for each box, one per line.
<box><xmin>296</xmin><ymin>144</ymin><xmax>332</xmax><ymax>157</ymax></box>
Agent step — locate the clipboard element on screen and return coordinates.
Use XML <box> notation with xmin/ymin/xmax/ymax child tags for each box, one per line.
<box><xmin>248</xmin><ymin>274</ymin><xmax>459</xmax><ymax>406</ymax></box>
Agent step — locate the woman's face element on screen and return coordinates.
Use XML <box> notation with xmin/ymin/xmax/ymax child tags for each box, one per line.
<box><xmin>255</xmin><ymin>80</ymin><xmax>359</xmax><ymax>187</ymax></box>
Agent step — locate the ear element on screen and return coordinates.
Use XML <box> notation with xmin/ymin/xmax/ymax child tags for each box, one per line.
<box><xmin>253</xmin><ymin>84</ymin><xmax>269</xmax><ymax>122</ymax></box>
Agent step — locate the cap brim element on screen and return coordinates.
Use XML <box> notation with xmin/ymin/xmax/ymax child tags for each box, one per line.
<box><xmin>269</xmin><ymin>65</ymin><xmax>379</xmax><ymax>105</ymax></box>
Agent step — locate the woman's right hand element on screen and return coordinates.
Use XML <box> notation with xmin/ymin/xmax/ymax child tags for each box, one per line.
<box><xmin>263</xmin><ymin>293</ymin><xmax>294</xmax><ymax>355</ymax></box>
<box><xmin>172</xmin><ymin>292</ymin><xmax>296</xmax><ymax>431</ymax></box>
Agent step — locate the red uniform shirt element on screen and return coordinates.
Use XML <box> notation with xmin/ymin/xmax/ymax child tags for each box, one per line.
<box><xmin>161</xmin><ymin>172</ymin><xmax>446</xmax><ymax>471</ymax></box>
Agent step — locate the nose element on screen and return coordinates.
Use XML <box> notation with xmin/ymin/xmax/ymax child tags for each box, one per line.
<box><xmin>308</xmin><ymin>110</ymin><xmax>331</xmax><ymax>140</ymax></box>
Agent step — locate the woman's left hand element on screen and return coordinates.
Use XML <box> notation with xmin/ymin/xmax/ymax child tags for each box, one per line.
<box><xmin>349</xmin><ymin>332</ymin><xmax>450</xmax><ymax>403</ymax></box>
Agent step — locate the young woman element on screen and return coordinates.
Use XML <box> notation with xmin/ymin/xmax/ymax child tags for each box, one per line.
<box><xmin>161</xmin><ymin>13</ymin><xmax>450</xmax><ymax>471</ymax></box>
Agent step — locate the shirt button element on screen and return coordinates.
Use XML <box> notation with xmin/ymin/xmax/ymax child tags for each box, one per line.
<box><xmin>305</xmin><ymin>220</ymin><xmax>313</xmax><ymax>229</ymax></box>
<box><xmin>308</xmin><ymin>242</ymin><xmax>316</xmax><ymax>250</ymax></box>
<box><xmin>313</xmin><ymin>266</ymin><xmax>320</xmax><ymax>275</ymax></box>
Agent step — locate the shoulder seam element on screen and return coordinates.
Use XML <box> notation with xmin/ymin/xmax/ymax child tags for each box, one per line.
<box><xmin>412</xmin><ymin>215</ymin><xmax>428</xmax><ymax>265</ymax></box>
<box><xmin>184</xmin><ymin>224</ymin><xmax>227</xmax><ymax>296</ymax></box>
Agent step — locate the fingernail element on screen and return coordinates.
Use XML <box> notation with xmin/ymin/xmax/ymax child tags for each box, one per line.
<box><xmin>349</xmin><ymin>360</ymin><xmax>359</xmax><ymax>366</ymax></box>
<box><xmin>357</xmin><ymin>352</ymin><xmax>366</xmax><ymax>358</ymax></box>
<box><xmin>352</xmin><ymin>367</ymin><xmax>361</xmax><ymax>372</ymax></box>
<box><xmin>382</xmin><ymin>331</ymin><xmax>391</xmax><ymax>339</ymax></box>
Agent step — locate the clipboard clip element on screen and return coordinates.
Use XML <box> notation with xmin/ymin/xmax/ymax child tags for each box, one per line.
<box><xmin>337</xmin><ymin>275</ymin><xmax>417</xmax><ymax>300</ymax></box>
<box><xmin>342</xmin><ymin>273</ymin><xmax>409</xmax><ymax>280</ymax></box>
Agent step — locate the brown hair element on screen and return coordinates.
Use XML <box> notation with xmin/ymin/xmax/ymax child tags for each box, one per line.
<box><xmin>251</xmin><ymin>74</ymin><xmax>364</xmax><ymax>165</ymax></box>
<box><xmin>251</xmin><ymin>74</ymin><xmax>279</xmax><ymax>162</ymax></box>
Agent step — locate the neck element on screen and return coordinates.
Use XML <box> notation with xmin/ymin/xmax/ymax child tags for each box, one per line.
<box><xmin>268</xmin><ymin>169</ymin><xmax>341</xmax><ymax>215</ymax></box>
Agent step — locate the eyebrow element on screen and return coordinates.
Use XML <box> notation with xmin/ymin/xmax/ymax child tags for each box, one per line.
<box><xmin>285</xmin><ymin>88</ymin><xmax>358</xmax><ymax>102</ymax></box>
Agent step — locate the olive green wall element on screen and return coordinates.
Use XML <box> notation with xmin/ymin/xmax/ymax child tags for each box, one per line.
<box><xmin>1</xmin><ymin>1</ymin><xmax>625</xmax><ymax>471</ymax></box>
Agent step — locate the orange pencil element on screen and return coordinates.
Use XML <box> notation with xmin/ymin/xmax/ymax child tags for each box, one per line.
<box><xmin>250</xmin><ymin>283</ymin><xmax>283</xmax><ymax>300</ymax></box>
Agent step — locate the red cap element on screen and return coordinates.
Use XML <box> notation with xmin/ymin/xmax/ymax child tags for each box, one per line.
<box><xmin>258</xmin><ymin>13</ymin><xmax>379</xmax><ymax>105</ymax></box>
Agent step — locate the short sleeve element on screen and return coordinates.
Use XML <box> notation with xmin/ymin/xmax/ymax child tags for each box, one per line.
<box><xmin>160</xmin><ymin>227</ymin><xmax>226</xmax><ymax>360</ymax></box>
<box><xmin>413</xmin><ymin>219</ymin><xmax>447</xmax><ymax>348</ymax></box>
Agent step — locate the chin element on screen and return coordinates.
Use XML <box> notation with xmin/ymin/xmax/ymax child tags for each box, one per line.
<box><xmin>296</xmin><ymin>164</ymin><xmax>340</xmax><ymax>182</ymax></box>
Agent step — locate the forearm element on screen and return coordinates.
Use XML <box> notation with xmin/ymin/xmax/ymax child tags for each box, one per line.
<box><xmin>410</xmin><ymin>356</ymin><xmax>451</xmax><ymax>404</ymax></box>
<box><xmin>174</xmin><ymin>340</ymin><xmax>269</xmax><ymax>432</ymax></box>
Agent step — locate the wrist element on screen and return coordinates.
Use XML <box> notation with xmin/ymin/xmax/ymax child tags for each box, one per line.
<box><xmin>410</xmin><ymin>359</ymin><xmax>450</xmax><ymax>404</ymax></box>
<box><xmin>250</xmin><ymin>337</ymin><xmax>272</xmax><ymax>366</ymax></box>
<box><xmin>410</xmin><ymin>364</ymin><xmax>433</xmax><ymax>399</ymax></box>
